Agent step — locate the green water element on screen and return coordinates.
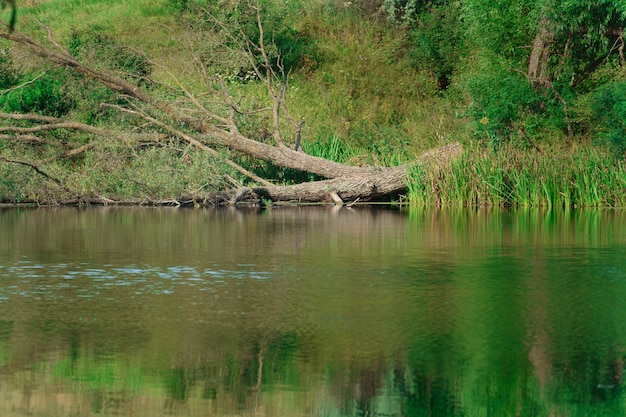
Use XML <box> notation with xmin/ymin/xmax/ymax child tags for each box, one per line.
<box><xmin>0</xmin><ymin>207</ymin><xmax>625</xmax><ymax>417</ymax></box>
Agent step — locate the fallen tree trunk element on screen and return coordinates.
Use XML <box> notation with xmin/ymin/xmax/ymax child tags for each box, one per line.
<box><xmin>174</xmin><ymin>143</ymin><xmax>461</xmax><ymax>205</ymax></box>
<box><xmin>250</xmin><ymin>142</ymin><xmax>462</xmax><ymax>203</ymax></box>
<box><xmin>0</xmin><ymin>26</ymin><xmax>462</xmax><ymax>205</ymax></box>
<box><xmin>0</xmin><ymin>29</ymin><xmax>375</xmax><ymax>179</ymax></box>
<box><xmin>1</xmin><ymin>141</ymin><xmax>460</xmax><ymax>206</ymax></box>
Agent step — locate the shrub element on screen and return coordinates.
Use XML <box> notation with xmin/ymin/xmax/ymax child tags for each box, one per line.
<box><xmin>591</xmin><ymin>82</ymin><xmax>626</xmax><ymax>155</ymax></box>
<box><xmin>407</xmin><ymin>2</ymin><xmax>463</xmax><ymax>90</ymax></box>
<box><xmin>168</xmin><ymin>0</ymin><xmax>190</xmax><ymax>12</ymax></box>
<box><xmin>0</xmin><ymin>48</ymin><xmax>21</xmax><ymax>89</ymax></box>
<box><xmin>0</xmin><ymin>69</ymin><xmax>75</xmax><ymax>117</ymax></box>
<box><xmin>69</xmin><ymin>32</ymin><xmax>153</xmax><ymax>82</ymax></box>
<box><xmin>465</xmin><ymin>65</ymin><xmax>540</xmax><ymax>143</ymax></box>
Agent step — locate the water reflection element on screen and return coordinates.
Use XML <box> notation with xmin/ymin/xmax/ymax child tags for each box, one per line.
<box><xmin>0</xmin><ymin>207</ymin><xmax>625</xmax><ymax>416</ymax></box>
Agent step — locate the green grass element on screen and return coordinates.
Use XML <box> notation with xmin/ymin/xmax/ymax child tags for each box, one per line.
<box><xmin>16</xmin><ymin>0</ymin><xmax>173</xmax><ymax>38</ymax></box>
<box><xmin>3</xmin><ymin>1</ymin><xmax>625</xmax><ymax>205</ymax></box>
<box><xmin>12</xmin><ymin>0</ymin><xmax>465</xmax><ymax>157</ymax></box>
<box><xmin>12</xmin><ymin>0</ymin><xmax>187</xmax><ymax>83</ymax></box>
<box><xmin>406</xmin><ymin>144</ymin><xmax>626</xmax><ymax>208</ymax></box>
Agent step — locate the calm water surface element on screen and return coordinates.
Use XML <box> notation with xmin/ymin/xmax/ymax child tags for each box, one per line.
<box><xmin>0</xmin><ymin>207</ymin><xmax>625</xmax><ymax>417</ymax></box>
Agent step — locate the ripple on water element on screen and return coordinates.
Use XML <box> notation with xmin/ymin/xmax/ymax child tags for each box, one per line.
<box><xmin>0</xmin><ymin>260</ymin><xmax>275</xmax><ymax>305</ymax></box>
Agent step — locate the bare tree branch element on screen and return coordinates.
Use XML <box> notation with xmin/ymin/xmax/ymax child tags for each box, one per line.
<box><xmin>0</xmin><ymin>156</ymin><xmax>77</xmax><ymax>196</ymax></box>
<box><xmin>0</xmin><ymin>19</ymin><xmax>462</xmax><ymax>205</ymax></box>
<box><xmin>0</xmin><ymin>111</ymin><xmax>170</xmax><ymax>141</ymax></box>
<box><xmin>0</xmin><ymin>133</ymin><xmax>45</xmax><ymax>143</ymax></box>
<box><xmin>0</xmin><ymin>111</ymin><xmax>62</xmax><ymax>123</ymax></box>
<box><xmin>0</xmin><ymin>66</ymin><xmax>60</xmax><ymax>96</ymax></box>
<box><xmin>252</xmin><ymin>3</ymin><xmax>284</xmax><ymax>146</ymax></box>
<box><xmin>103</xmin><ymin>102</ymin><xmax>272</xmax><ymax>186</ymax></box>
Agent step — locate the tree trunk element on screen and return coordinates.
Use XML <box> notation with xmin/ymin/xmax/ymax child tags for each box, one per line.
<box><xmin>250</xmin><ymin>143</ymin><xmax>462</xmax><ymax>203</ymax></box>
<box><xmin>528</xmin><ymin>17</ymin><xmax>555</xmax><ymax>88</ymax></box>
<box><xmin>0</xmin><ymin>28</ymin><xmax>462</xmax><ymax>205</ymax></box>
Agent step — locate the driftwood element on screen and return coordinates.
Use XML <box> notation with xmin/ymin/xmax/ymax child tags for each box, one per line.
<box><xmin>0</xmin><ymin>25</ymin><xmax>461</xmax><ymax>206</ymax></box>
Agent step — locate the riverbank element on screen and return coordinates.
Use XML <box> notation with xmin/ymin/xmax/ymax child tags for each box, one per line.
<box><xmin>0</xmin><ymin>1</ymin><xmax>624</xmax><ymax>208</ymax></box>
<box><xmin>2</xmin><ymin>142</ymin><xmax>624</xmax><ymax>208</ymax></box>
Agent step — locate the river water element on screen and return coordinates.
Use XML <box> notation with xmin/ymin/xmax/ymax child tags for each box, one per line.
<box><xmin>0</xmin><ymin>206</ymin><xmax>625</xmax><ymax>416</ymax></box>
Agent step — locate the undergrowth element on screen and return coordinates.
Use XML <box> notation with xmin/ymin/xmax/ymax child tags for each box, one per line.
<box><xmin>2</xmin><ymin>1</ymin><xmax>624</xmax><ymax>207</ymax></box>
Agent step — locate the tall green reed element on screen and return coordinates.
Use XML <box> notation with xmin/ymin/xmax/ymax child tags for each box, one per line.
<box><xmin>406</xmin><ymin>145</ymin><xmax>626</xmax><ymax>208</ymax></box>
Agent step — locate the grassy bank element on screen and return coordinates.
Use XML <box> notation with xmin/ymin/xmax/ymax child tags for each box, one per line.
<box><xmin>0</xmin><ymin>1</ymin><xmax>625</xmax><ymax>207</ymax></box>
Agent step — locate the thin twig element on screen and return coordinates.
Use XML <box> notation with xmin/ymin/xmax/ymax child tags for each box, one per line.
<box><xmin>213</xmin><ymin>75</ymin><xmax>240</xmax><ymax>132</ymax></box>
<box><xmin>42</xmin><ymin>22</ymin><xmax>71</xmax><ymax>54</ymax></box>
<box><xmin>0</xmin><ymin>156</ymin><xmax>77</xmax><ymax>196</ymax></box>
<box><xmin>0</xmin><ymin>66</ymin><xmax>59</xmax><ymax>96</ymax></box>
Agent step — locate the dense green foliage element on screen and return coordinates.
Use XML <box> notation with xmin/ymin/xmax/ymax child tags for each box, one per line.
<box><xmin>384</xmin><ymin>0</ymin><xmax>626</xmax><ymax>148</ymax></box>
<box><xmin>167</xmin><ymin>0</ymin><xmax>626</xmax><ymax>155</ymax></box>
<box><xmin>0</xmin><ymin>0</ymin><xmax>624</xmax><ymax>206</ymax></box>
<box><xmin>592</xmin><ymin>82</ymin><xmax>626</xmax><ymax>153</ymax></box>
<box><xmin>473</xmin><ymin>0</ymin><xmax>625</xmax><ymax>144</ymax></box>
<box><xmin>0</xmin><ymin>54</ymin><xmax>74</xmax><ymax>117</ymax></box>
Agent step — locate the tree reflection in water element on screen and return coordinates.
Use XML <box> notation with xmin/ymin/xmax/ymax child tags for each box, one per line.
<box><xmin>0</xmin><ymin>207</ymin><xmax>624</xmax><ymax>416</ymax></box>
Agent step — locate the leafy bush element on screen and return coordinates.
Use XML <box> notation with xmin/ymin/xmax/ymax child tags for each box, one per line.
<box><xmin>0</xmin><ymin>48</ymin><xmax>21</xmax><ymax>89</ymax></box>
<box><xmin>0</xmin><ymin>69</ymin><xmax>75</xmax><ymax>117</ymax></box>
<box><xmin>69</xmin><ymin>32</ymin><xmax>153</xmax><ymax>82</ymax></box>
<box><xmin>407</xmin><ymin>2</ymin><xmax>462</xmax><ymax>90</ymax></box>
<box><xmin>168</xmin><ymin>0</ymin><xmax>190</xmax><ymax>12</ymax></box>
<box><xmin>591</xmin><ymin>82</ymin><xmax>626</xmax><ymax>155</ymax></box>
<box><xmin>465</xmin><ymin>65</ymin><xmax>540</xmax><ymax>143</ymax></box>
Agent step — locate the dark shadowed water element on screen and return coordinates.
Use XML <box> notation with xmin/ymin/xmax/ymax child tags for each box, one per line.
<box><xmin>0</xmin><ymin>206</ymin><xmax>625</xmax><ymax>417</ymax></box>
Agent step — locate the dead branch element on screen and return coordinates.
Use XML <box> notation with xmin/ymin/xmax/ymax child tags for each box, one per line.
<box><xmin>213</xmin><ymin>75</ymin><xmax>241</xmax><ymax>133</ymax></box>
<box><xmin>0</xmin><ymin>156</ymin><xmax>77</xmax><ymax>196</ymax></box>
<box><xmin>0</xmin><ymin>121</ymin><xmax>115</xmax><ymax>135</ymax></box>
<box><xmin>0</xmin><ymin>66</ymin><xmax>59</xmax><ymax>96</ymax></box>
<box><xmin>103</xmin><ymin>102</ymin><xmax>271</xmax><ymax>186</ymax></box>
<box><xmin>0</xmin><ymin>21</ymin><xmax>462</xmax><ymax>205</ymax></box>
<box><xmin>294</xmin><ymin>119</ymin><xmax>304</xmax><ymax>151</ymax></box>
<box><xmin>0</xmin><ymin>133</ymin><xmax>45</xmax><ymax>143</ymax></box>
<box><xmin>0</xmin><ymin>111</ymin><xmax>61</xmax><ymax>123</ymax></box>
<box><xmin>253</xmin><ymin>4</ymin><xmax>283</xmax><ymax>145</ymax></box>
<box><xmin>48</xmin><ymin>142</ymin><xmax>97</xmax><ymax>161</ymax></box>
<box><xmin>0</xmin><ymin>111</ymin><xmax>171</xmax><ymax>143</ymax></box>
